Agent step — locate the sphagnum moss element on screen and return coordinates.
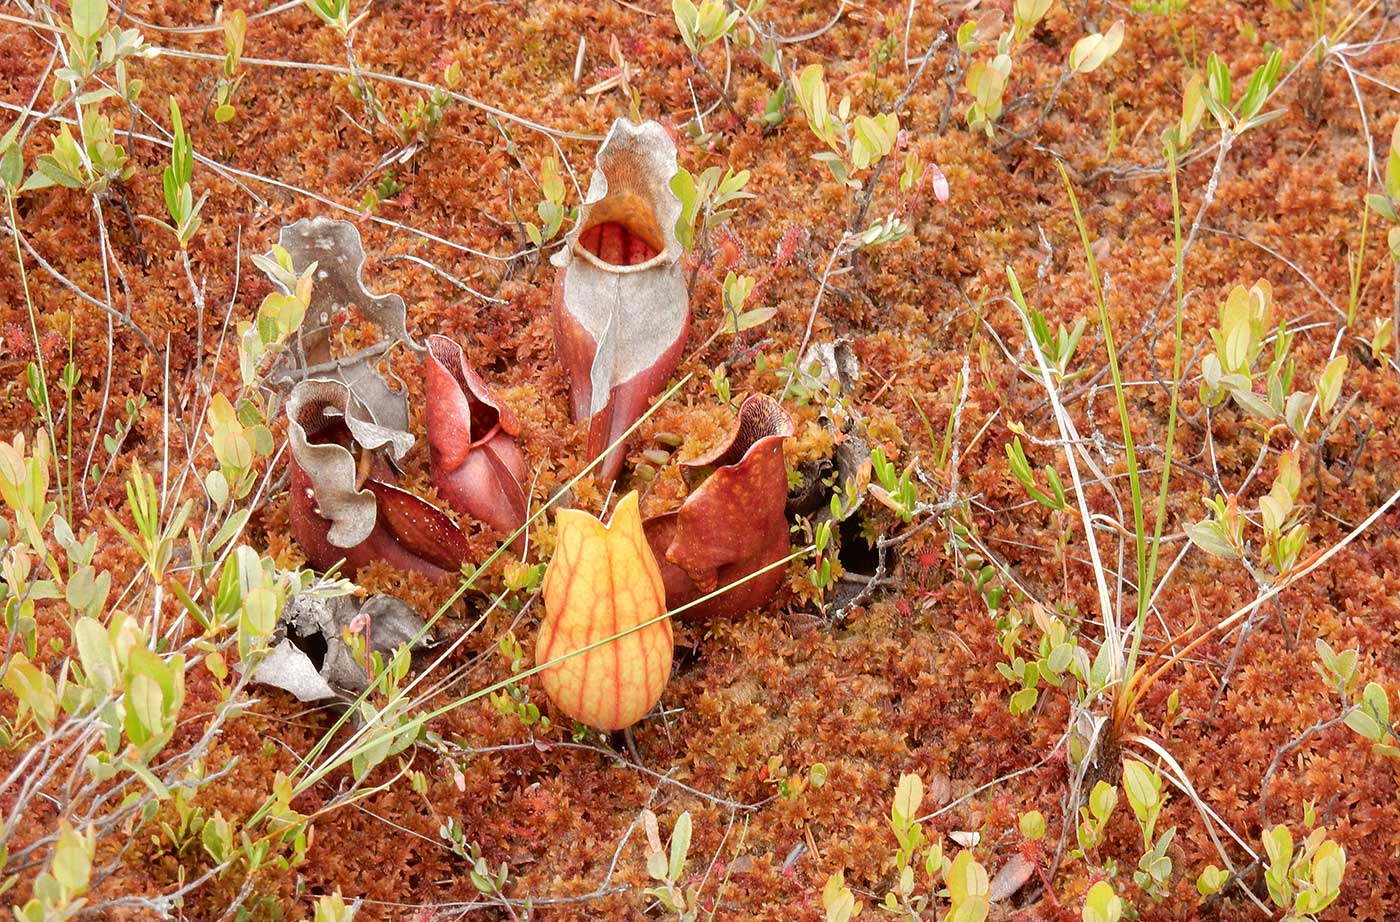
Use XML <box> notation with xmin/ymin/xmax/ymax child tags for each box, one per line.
<box><xmin>3</xmin><ymin>0</ymin><xmax>1400</xmax><ymax>918</ymax></box>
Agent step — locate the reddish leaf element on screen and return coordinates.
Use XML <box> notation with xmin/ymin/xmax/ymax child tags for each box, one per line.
<box><xmin>644</xmin><ymin>394</ymin><xmax>794</xmax><ymax>621</ymax></box>
<box><xmin>366</xmin><ymin>480</ymin><xmax>471</xmax><ymax>573</ymax></box>
<box><xmin>423</xmin><ymin>335</ymin><xmax>529</xmax><ymax>543</ymax></box>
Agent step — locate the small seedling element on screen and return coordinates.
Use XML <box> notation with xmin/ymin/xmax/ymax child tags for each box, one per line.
<box><xmin>524</xmin><ymin>156</ymin><xmax>571</xmax><ymax>248</ymax></box>
<box><xmin>644</xmin><ymin>809</ymin><xmax>697</xmax><ymax>920</ymax></box>
<box><xmin>791</xmin><ymin>64</ymin><xmax>900</xmax><ymax>188</ymax></box>
<box><xmin>160</xmin><ymin>98</ymin><xmax>206</xmax><ymax>250</ymax></box>
<box><xmin>671</xmin><ymin>165</ymin><xmax>753</xmax><ymax>254</ymax></box>
<box><xmin>214</xmin><ymin>10</ymin><xmax>247</xmax><ymax>122</ymax></box>
<box><xmin>1262</xmin><ymin>823</ymin><xmax>1347</xmax><ymax>919</ymax></box>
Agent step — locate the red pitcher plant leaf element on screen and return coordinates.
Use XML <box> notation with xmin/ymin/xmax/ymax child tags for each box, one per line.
<box><xmin>644</xmin><ymin>393</ymin><xmax>794</xmax><ymax>622</ymax></box>
<box><xmin>423</xmin><ymin>334</ymin><xmax>529</xmax><ymax>544</ymax></box>
<box><xmin>287</xmin><ymin>378</ymin><xmax>469</xmax><ymax>580</ymax></box>
<box><xmin>551</xmin><ymin>118</ymin><xmax>688</xmax><ymax>483</ymax></box>
<box><xmin>536</xmin><ymin>491</ymin><xmax>673</xmax><ymax>731</ymax></box>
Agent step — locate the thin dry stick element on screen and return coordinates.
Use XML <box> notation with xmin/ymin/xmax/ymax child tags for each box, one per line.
<box><xmin>382</xmin><ymin>252</ymin><xmax>509</xmax><ymax>304</ymax></box>
<box><xmin>1129</xmin><ymin>736</ymin><xmax>1272</xmax><ymax>913</ymax></box>
<box><xmin>1012</xmin><ymin>274</ymin><xmax>1122</xmax><ymax>670</ymax></box>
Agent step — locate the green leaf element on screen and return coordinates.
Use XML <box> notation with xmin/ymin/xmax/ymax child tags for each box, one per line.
<box><xmin>3</xmin><ymin>653</ymin><xmax>58</xmax><ymax>726</ymax></box>
<box><xmin>1262</xmin><ymin>824</ymin><xmax>1293</xmax><ymax>874</ymax></box>
<box><xmin>1082</xmin><ymin>880</ymin><xmax>1122</xmax><ymax>922</ymax></box>
<box><xmin>893</xmin><ymin>772</ymin><xmax>923</xmax><ymax>824</ymax></box>
<box><xmin>202</xmin><ymin>811</ymin><xmax>232</xmax><ymax>863</ymax></box>
<box><xmin>1346</xmin><ymin>705</ymin><xmax>1382</xmax><ymax>741</ymax></box>
<box><xmin>124</xmin><ymin>756</ymin><xmax>172</xmax><ymax>798</ymax></box>
<box><xmin>240</xmin><ymin>584</ymin><xmax>279</xmax><ymax>646</ymax></box>
<box><xmin>795</xmin><ymin>64</ymin><xmax>831</xmax><ymax>146</ymax></box>
<box><xmin>72</xmin><ymin>0</ymin><xmax>110</xmax><ymax>40</ymax></box>
<box><xmin>1363</xmin><ymin>681</ymin><xmax>1391</xmax><ymax>726</ymax></box>
<box><xmin>1122</xmin><ymin>759</ymin><xmax>1160</xmax><ymax>816</ymax></box>
<box><xmin>209</xmin><ymin>508</ymin><xmax>251</xmax><ymax>554</ymax></box>
<box><xmin>667</xmin><ymin>811</ymin><xmax>692</xmax><ymax>881</ymax></box>
<box><xmin>1068</xmin><ymin>21</ymin><xmax>1125</xmax><ymax>75</ymax></box>
<box><xmin>74</xmin><ymin>616</ymin><xmax>118</xmax><ymax>695</ymax></box>
<box><xmin>51</xmin><ymin>822</ymin><xmax>93</xmax><ymax>895</ymax></box>
<box><xmin>1316</xmin><ymin>355</ymin><xmax>1347</xmax><ymax>415</ymax></box>
<box><xmin>0</xmin><ymin>143</ymin><xmax>21</xmax><ymax>190</ymax></box>
<box><xmin>669</xmin><ymin>168</ymin><xmax>698</xmax><ymax>253</ymax></box>
<box><xmin>1010</xmin><ymin>686</ymin><xmax>1038</xmax><ymax>715</ymax></box>
<box><xmin>1089</xmin><ymin>780</ymin><xmax>1117</xmax><ymax>822</ymax></box>
<box><xmin>671</xmin><ymin>0</ymin><xmax>699</xmax><ymax>51</ymax></box>
<box><xmin>1228</xmin><ymin>387</ymin><xmax>1278</xmax><ymax>420</ymax></box>
<box><xmin>208</xmin><ymin>393</ymin><xmax>253</xmax><ymax>472</ymax></box>
<box><xmin>1186</xmin><ymin>520</ymin><xmax>1237</xmax><ymax>559</ymax></box>
<box><xmin>1311</xmin><ymin>840</ymin><xmax>1345</xmax><ymax>904</ymax></box>
<box><xmin>1258</xmin><ymin>493</ymin><xmax>1287</xmax><ymax>534</ymax></box>
<box><xmin>646</xmin><ymin>849</ymin><xmax>668</xmax><ymax>882</ymax></box>
<box><xmin>124</xmin><ymin>671</ymin><xmax>163</xmax><ymax>747</ymax></box>
<box><xmin>728</xmin><ymin>307</ymin><xmax>776</xmax><ymax>334</ymax></box>
<box><xmin>1196</xmin><ymin>864</ymin><xmax>1228</xmax><ymax>896</ymax></box>
<box><xmin>1367</xmin><ymin>192</ymin><xmax>1398</xmax><ymax>222</ymax></box>
<box><xmin>946</xmin><ymin>850</ymin><xmax>990</xmax><ymax>922</ymax></box>
<box><xmin>1046</xmin><ymin>642</ymin><xmax>1074</xmax><ymax>675</ymax></box>
<box><xmin>66</xmin><ymin>564</ymin><xmax>111</xmax><ymax>618</ymax></box>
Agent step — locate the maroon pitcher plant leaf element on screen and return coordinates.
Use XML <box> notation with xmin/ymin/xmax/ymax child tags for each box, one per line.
<box><xmin>423</xmin><ymin>334</ymin><xmax>529</xmax><ymax>544</ymax></box>
<box><xmin>551</xmin><ymin>118</ymin><xmax>689</xmax><ymax>483</ymax></box>
<box><xmin>287</xmin><ymin>378</ymin><xmax>469</xmax><ymax>580</ymax></box>
<box><xmin>644</xmin><ymin>394</ymin><xmax>794</xmax><ymax>621</ymax></box>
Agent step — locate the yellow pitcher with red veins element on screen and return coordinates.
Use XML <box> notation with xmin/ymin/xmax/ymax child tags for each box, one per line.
<box><xmin>536</xmin><ymin>492</ymin><xmax>673</xmax><ymax>731</ymax></box>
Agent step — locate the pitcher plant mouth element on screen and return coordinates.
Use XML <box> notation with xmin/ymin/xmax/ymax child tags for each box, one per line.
<box><xmin>574</xmin><ymin>214</ymin><xmax>667</xmax><ymax>273</ymax></box>
<box><xmin>642</xmin><ymin>393</ymin><xmax>795</xmax><ymax>621</ymax></box>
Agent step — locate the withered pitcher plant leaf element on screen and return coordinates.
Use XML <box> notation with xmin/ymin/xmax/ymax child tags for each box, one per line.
<box><xmin>268</xmin><ymin>216</ymin><xmax>418</xmax><ymax>366</ymax></box>
<box><xmin>287</xmin><ymin>378</ymin><xmax>469</xmax><ymax>579</ymax></box>
<box><xmin>251</xmin><ymin>592</ymin><xmax>434</xmax><ymax>702</ymax></box>
<box><xmin>259</xmin><ymin>218</ymin><xmax>418</xmax><ymax>448</ymax></box>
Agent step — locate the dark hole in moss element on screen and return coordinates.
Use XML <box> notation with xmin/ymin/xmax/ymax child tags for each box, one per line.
<box><xmin>287</xmin><ymin>621</ymin><xmax>329</xmax><ymax>672</ymax></box>
<box><xmin>670</xmin><ymin>639</ymin><xmax>700</xmax><ymax>674</ymax></box>
<box><xmin>784</xmin><ymin>459</ymin><xmax>833</xmax><ymax>517</ymax></box>
<box><xmin>837</xmin><ymin>514</ymin><xmax>882</xmax><ymax>577</ymax></box>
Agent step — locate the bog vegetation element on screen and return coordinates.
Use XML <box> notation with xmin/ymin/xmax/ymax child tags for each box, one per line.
<box><xmin>1</xmin><ymin>0</ymin><xmax>1399</xmax><ymax>920</ymax></box>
